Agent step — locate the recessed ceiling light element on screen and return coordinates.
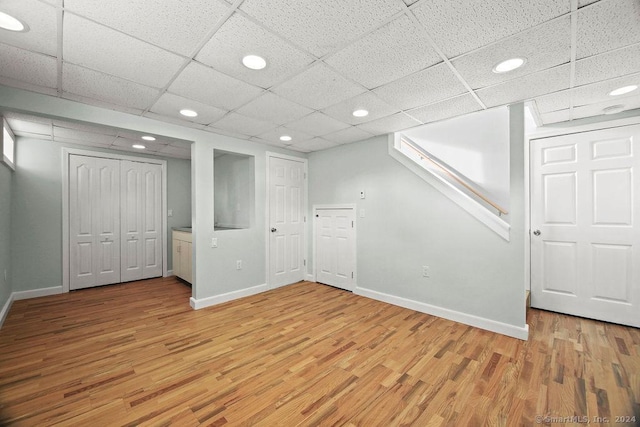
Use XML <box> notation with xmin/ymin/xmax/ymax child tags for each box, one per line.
<box><xmin>352</xmin><ymin>109</ymin><xmax>369</xmax><ymax>118</ymax></box>
<box><xmin>492</xmin><ymin>57</ymin><xmax>526</xmax><ymax>73</ymax></box>
<box><xmin>279</xmin><ymin>135</ymin><xmax>292</xmax><ymax>142</ymax></box>
<box><xmin>180</xmin><ymin>109</ymin><xmax>198</xmax><ymax>118</ymax></box>
<box><xmin>603</xmin><ymin>105</ymin><xmax>625</xmax><ymax>115</ymax></box>
<box><xmin>141</xmin><ymin>135</ymin><xmax>156</xmax><ymax>141</ymax></box>
<box><xmin>242</xmin><ymin>55</ymin><xmax>267</xmax><ymax>70</ymax></box>
<box><xmin>132</xmin><ymin>144</ymin><xmax>146</xmax><ymax>149</ymax></box>
<box><xmin>0</xmin><ymin>11</ymin><xmax>28</xmax><ymax>32</ymax></box>
<box><xmin>609</xmin><ymin>85</ymin><xmax>638</xmax><ymax>96</ymax></box>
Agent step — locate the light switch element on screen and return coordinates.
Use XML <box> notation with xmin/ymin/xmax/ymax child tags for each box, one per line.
<box><xmin>359</xmin><ymin>209</ymin><xmax>365</xmax><ymax>218</ymax></box>
<box><xmin>211</xmin><ymin>237</ymin><xmax>218</xmax><ymax>248</ymax></box>
<box><xmin>167</xmin><ymin>209</ymin><xmax>173</xmax><ymax>217</ymax></box>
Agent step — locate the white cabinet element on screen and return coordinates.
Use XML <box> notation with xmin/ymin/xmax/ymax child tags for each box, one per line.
<box><xmin>172</xmin><ymin>230</ymin><xmax>192</xmax><ymax>283</ymax></box>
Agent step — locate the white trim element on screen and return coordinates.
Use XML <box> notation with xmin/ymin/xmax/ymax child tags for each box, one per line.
<box><xmin>13</xmin><ymin>286</ymin><xmax>64</xmax><ymax>300</ymax></box>
<box><xmin>167</xmin><ymin>269</ymin><xmax>174</xmax><ymax>276</ymax></box>
<box><xmin>312</xmin><ymin>204</ymin><xmax>357</xmax><ymax>290</ymax></box>
<box><xmin>62</xmin><ymin>148</ymin><xmax>168</xmax><ymax>292</ymax></box>
<box><xmin>388</xmin><ymin>135</ymin><xmax>511</xmax><ymax>241</ymax></box>
<box><xmin>190</xmin><ymin>283</ymin><xmax>268</xmax><ymax>309</ymax></box>
<box><xmin>305</xmin><ymin>274</ymin><xmax>315</xmax><ymax>282</ymax></box>
<box><xmin>265</xmin><ymin>152</ymin><xmax>308</xmax><ymax>289</ymax></box>
<box><xmin>354</xmin><ymin>286</ymin><xmax>529</xmax><ymax>340</ymax></box>
<box><xmin>0</xmin><ymin>293</ymin><xmax>14</xmax><ymax>328</ymax></box>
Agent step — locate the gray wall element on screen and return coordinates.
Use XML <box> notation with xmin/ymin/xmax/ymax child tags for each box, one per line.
<box><xmin>10</xmin><ymin>137</ymin><xmax>191</xmax><ymax>291</ymax></box>
<box><xmin>307</xmin><ymin>105</ymin><xmax>526</xmax><ymax>328</ymax></box>
<box><xmin>0</xmin><ymin>162</ymin><xmax>12</xmax><ymax>309</ymax></box>
<box><xmin>214</xmin><ymin>153</ymin><xmax>253</xmax><ymax>229</ymax></box>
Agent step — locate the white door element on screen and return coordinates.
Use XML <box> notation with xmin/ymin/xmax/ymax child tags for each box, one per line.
<box><xmin>269</xmin><ymin>155</ymin><xmax>306</xmax><ymax>288</ymax></box>
<box><xmin>69</xmin><ymin>155</ymin><xmax>121</xmax><ymax>290</ymax></box>
<box><xmin>121</xmin><ymin>161</ymin><xmax>163</xmax><ymax>282</ymax></box>
<box><xmin>315</xmin><ymin>208</ymin><xmax>355</xmax><ymax>291</ymax></box>
<box><xmin>531</xmin><ymin>125</ymin><xmax>640</xmax><ymax>327</ymax></box>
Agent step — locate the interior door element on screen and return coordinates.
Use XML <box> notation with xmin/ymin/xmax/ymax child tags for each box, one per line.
<box><xmin>121</xmin><ymin>161</ymin><xmax>144</xmax><ymax>282</ymax></box>
<box><xmin>142</xmin><ymin>163</ymin><xmax>163</xmax><ymax>279</ymax></box>
<box><xmin>315</xmin><ymin>208</ymin><xmax>355</xmax><ymax>291</ymax></box>
<box><xmin>530</xmin><ymin>125</ymin><xmax>640</xmax><ymax>327</ymax></box>
<box><xmin>269</xmin><ymin>155</ymin><xmax>306</xmax><ymax>288</ymax></box>
<box><xmin>69</xmin><ymin>155</ymin><xmax>120</xmax><ymax>290</ymax></box>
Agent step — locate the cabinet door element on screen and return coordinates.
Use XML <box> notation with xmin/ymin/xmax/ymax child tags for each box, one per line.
<box><xmin>172</xmin><ymin>238</ymin><xmax>182</xmax><ymax>279</ymax></box>
<box><xmin>181</xmin><ymin>241</ymin><xmax>192</xmax><ymax>283</ymax></box>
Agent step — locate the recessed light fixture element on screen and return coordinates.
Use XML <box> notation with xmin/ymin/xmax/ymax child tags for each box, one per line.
<box><xmin>609</xmin><ymin>85</ymin><xmax>638</xmax><ymax>96</ymax></box>
<box><xmin>352</xmin><ymin>109</ymin><xmax>369</xmax><ymax>118</ymax></box>
<box><xmin>603</xmin><ymin>105</ymin><xmax>625</xmax><ymax>115</ymax></box>
<box><xmin>141</xmin><ymin>135</ymin><xmax>156</xmax><ymax>141</ymax></box>
<box><xmin>180</xmin><ymin>109</ymin><xmax>198</xmax><ymax>118</ymax></box>
<box><xmin>132</xmin><ymin>144</ymin><xmax>146</xmax><ymax>149</ymax></box>
<box><xmin>492</xmin><ymin>57</ymin><xmax>526</xmax><ymax>73</ymax></box>
<box><xmin>242</xmin><ymin>55</ymin><xmax>267</xmax><ymax>70</ymax></box>
<box><xmin>0</xmin><ymin>11</ymin><xmax>29</xmax><ymax>32</ymax></box>
<box><xmin>279</xmin><ymin>135</ymin><xmax>292</xmax><ymax>142</ymax></box>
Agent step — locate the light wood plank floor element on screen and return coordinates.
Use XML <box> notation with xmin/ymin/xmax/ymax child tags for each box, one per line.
<box><xmin>0</xmin><ymin>278</ymin><xmax>638</xmax><ymax>426</ymax></box>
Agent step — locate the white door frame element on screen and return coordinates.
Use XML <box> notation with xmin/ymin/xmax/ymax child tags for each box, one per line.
<box><xmin>265</xmin><ymin>152</ymin><xmax>308</xmax><ymax>289</ymax></box>
<box><xmin>312</xmin><ymin>204</ymin><xmax>357</xmax><ymax>287</ymax></box>
<box><xmin>62</xmin><ymin>148</ymin><xmax>168</xmax><ymax>293</ymax></box>
<box><xmin>525</xmin><ymin>115</ymin><xmax>640</xmax><ymax>293</ymax></box>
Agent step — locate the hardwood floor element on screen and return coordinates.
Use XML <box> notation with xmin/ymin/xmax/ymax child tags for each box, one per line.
<box><xmin>0</xmin><ymin>279</ymin><xmax>638</xmax><ymax>426</ymax></box>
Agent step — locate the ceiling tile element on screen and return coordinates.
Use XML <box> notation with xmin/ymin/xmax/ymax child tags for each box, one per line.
<box><xmin>321</xmin><ymin>92</ymin><xmax>400</xmax><ymax>125</ymax></box>
<box><xmin>572</xmin><ymin>96</ymin><xmax>640</xmax><ymax>120</ymax></box>
<box><xmin>64</xmin><ymin>14</ymin><xmax>185</xmax><ymax>89</ymax></box>
<box><xmin>62</xmin><ymin>64</ymin><xmax>160</xmax><ymax>111</ymax></box>
<box><xmin>168</xmin><ymin>61</ymin><xmax>264</xmax><ymax>110</ymax></box>
<box><xmin>357</xmin><ymin>113</ymin><xmax>422</xmax><ymax>135</ymax></box>
<box><xmin>322</xmin><ymin>126</ymin><xmax>374</xmax><ymax>145</ymax></box>
<box><xmin>271</xmin><ymin>63</ymin><xmax>366</xmax><ymax>110</ymax></box>
<box><xmin>576</xmin><ymin>0</ymin><xmax>640</xmax><ymax>59</ymax></box>
<box><xmin>571</xmin><ymin>74</ymin><xmax>640</xmax><ymax>107</ymax></box>
<box><xmin>205</xmin><ymin>126</ymin><xmax>251</xmax><ymax>140</ymax></box>
<box><xmin>539</xmin><ymin>108</ymin><xmax>573</xmax><ymax>124</ymax></box>
<box><xmin>112</xmin><ymin>136</ymin><xmax>167</xmax><ymax>150</ymax></box>
<box><xmin>168</xmin><ymin>140</ymin><xmax>192</xmax><ymax>150</ymax></box>
<box><xmin>63</xmin><ymin>0</ymin><xmax>231</xmax><ymax>55</ymax></box>
<box><xmin>115</xmin><ymin>130</ymin><xmax>184</xmax><ymax>147</ymax></box>
<box><xmin>196</xmin><ymin>13</ymin><xmax>314</xmax><ymax>89</ymax></box>
<box><xmin>249</xmin><ymin>137</ymin><xmax>290</xmax><ymax>149</ymax></box>
<box><xmin>534</xmin><ymin>90</ymin><xmax>572</xmax><ymax>113</ymax></box>
<box><xmin>158</xmin><ymin>145</ymin><xmax>191</xmax><ymax>159</ymax></box>
<box><xmin>53</xmin><ymin>119</ymin><xmax>118</xmax><ymax>136</ymax></box>
<box><xmin>5</xmin><ymin>119</ymin><xmax>51</xmax><ymax>136</ymax></box>
<box><xmin>285</xmin><ymin>144</ymin><xmax>311</xmax><ymax>153</ymax></box>
<box><xmin>476</xmin><ymin>64</ymin><xmax>571</xmax><ymax>108</ymax></box>
<box><xmin>452</xmin><ymin>17</ymin><xmax>571</xmax><ymax>89</ymax></box>
<box><xmin>325</xmin><ymin>15</ymin><xmax>441</xmax><ymax>89</ymax></box>
<box><xmin>210</xmin><ymin>112</ymin><xmax>277</xmax><ymax>136</ymax></box>
<box><xmin>2</xmin><ymin>112</ymin><xmax>52</xmax><ymax>125</ymax></box>
<box><xmin>578</xmin><ymin>0</ymin><xmax>600</xmax><ymax>6</ymax></box>
<box><xmin>403</xmin><ymin>0</ymin><xmax>421</xmax><ymax>5</ymax></box>
<box><xmin>0</xmin><ymin>0</ymin><xmax>57</xmax><ymax>56</ymax></box>
<box><xmin>11</xmin><ymin>130</ymin><xmax>53</xmax><ymax>140</ymax></box>
<box><xmin>150</xmin><ymin>93</ymin><xmax>227</xmax><ymax>126</ymax></box>
<box><xmin>142</xmin><ymin>111</ymin><xmax>208</xmax><ymax>131</ymax></box>
<box><xmin>289</xmin><ymin>137</ymin><xmax>337</xmax><ymax>152</ymax></box>
<box><xmin>239</xmin><ymin>0</ymin><xmax>403</xmax><ymax>57</ymax></box>
<box><xmin>373</xmin><ymin>63</ymin><xmax>468</xmax><ymax>110</ymax></box>
<box><xmin>575</xmin><ymin>43</ymin><xmax>640</xmax><ymax>86</ymax></box>
<box><xmin>53</xmin><ymin>126</ymin><xmax>117</xmax><ymax>145</ymax></box>
<box><xmin>236</xmin><ymin>92</ymin><xmax>314</xmax><ymax>125</ymax></box>
<box><xmin>256</xmin><ymin>127</ymin><xmax>314</xmax><ymax>145</ymax></box>
<box><xmin>412</xmin><ymin>0</ymin><xmax>569</xmax><ymax>58</ymax></box>
<box><xmin>406</xmin><ymin>94</ymin><xmax>483</xmax><ymax>123</ymax></box>
<box><xmin>0</xmin><ymin>43</ymin><xmax>57</xmax><ymax>89</ymax></box>
<box><xmin>285</xmin><ymin>112</ymin><xmax>351</xmax><ymax>136</ymax></box>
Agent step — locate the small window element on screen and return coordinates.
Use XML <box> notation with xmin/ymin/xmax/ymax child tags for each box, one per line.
<box><xmin>1</xmin><ymin>118</ymin><xmax>16</xmax><ymax>170</ymax></box>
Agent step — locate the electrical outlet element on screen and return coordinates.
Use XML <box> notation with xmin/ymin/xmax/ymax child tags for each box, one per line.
<box><xmin>422</xmin><ymin>266</ymin><xmax>430</xmax><ymax>278</ymax></box>
<box><xmin>236</xmin><ymin>260</ymin><xmax>242</xmax><ymax>270</ymax></box>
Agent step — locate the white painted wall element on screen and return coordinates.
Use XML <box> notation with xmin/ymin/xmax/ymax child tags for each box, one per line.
<box><xmin>0</xmin><ymin>162</ymin><xmax>12</xmax><ymax>314</ymax></box>
<box><xmin>402</xmin><ymin>106</ymin><xmax>510</xmax><ymax>210</ymax></box>
<box><xmin>308</xmin><ymin>105</ymin><xmax>526</xmax><ymax>334</ymax></box>
<box><xmin>214</xmin><ymin>153</ymin><xmax>253</xmax><ymax>229</ymax></box>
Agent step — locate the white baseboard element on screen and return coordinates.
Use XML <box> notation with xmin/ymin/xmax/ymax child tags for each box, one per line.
<box><xmin>13</xmin><ymin>286</ymin><xmax>63</xmax><ymax>301</ymax></box>
<box><xmin>190</xmin><ymin>283</ymin><xmax>268</xmax><ymax>310</ymax></box>
<box><xmin>306</xmin><ymin>274</ymin><xmax>315</xmax><ymax>282</ymax></box>
<box><xmin>166</xmin><ymin>269</ymin><xmax>174</xmax><ymax>277</ymax></box>
<box><xmin>0</xmin><ymin>293</ymin><xmax>15</xmax><ymax>328</ymax></box>
<box><xmin>354</xmin><ymin>286</ymin><xmax>529</xmax><ymax>340</ymax></box>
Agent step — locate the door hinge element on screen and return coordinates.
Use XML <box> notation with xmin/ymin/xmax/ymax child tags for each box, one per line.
<box><xmin>304</xmin><ymin>259</ymin><xmax>306</xmax><ymax>266</ymax></box>
<box><xmin>351</xmin><ymin>272</ymin><xmax>354</xmax><ymax>279</ymax></box>
<box><xmin>351</xmin><ymin>221</ymin><xmax>354</xmax><ymax>228</ymax></box>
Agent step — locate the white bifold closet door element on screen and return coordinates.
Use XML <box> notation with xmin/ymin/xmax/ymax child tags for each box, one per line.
<box><xmin>69</xmin><ymin>155</ymin><xmax>121</xmax><ymax>290</ymax></box>
<box><xmin>121</xmin><ymin>161</ymin><xmax>163</xmax><ymax>282</ymax></box>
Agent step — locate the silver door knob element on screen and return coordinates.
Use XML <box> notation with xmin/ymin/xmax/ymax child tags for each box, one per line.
<box><xmin>271</xmin><ymin>228</ymin><xmax>277</xmax><ymax>232</ymax></box>
<box><xmin>533</xmin><ymin>230</ymin><xmax>541</xmax><ymax>236</ymax></box>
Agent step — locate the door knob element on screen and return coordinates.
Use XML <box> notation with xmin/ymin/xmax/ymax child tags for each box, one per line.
<box><xmin>271</xmin><ymin>228</ymin><xmax>277</xmax><ymax>233</ymax></box>
<box><xmin>533</xmin><ymin>230</ymin><xmax>541</xmax><ymax>236</ymax></box>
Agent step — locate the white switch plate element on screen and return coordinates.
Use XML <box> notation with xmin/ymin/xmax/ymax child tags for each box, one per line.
<box><xmin>236</xmin><ymin>260</ymin><xmax>242</xmax><ymax>270</ymax></box>
<box><xmin>211</xmin><ymin>237</ymin><xmax>218</xmax><ymax>248</ymax></box>
<box><xmin>167</xmin><ymin>209</ymin><xmax>173</xmax><ymax>217</ymax></box>
<box><xmin>360</xmin><ymin>190</ymin><xmax>365</xmax><ymax>199</ymax></box>
<box><xmin>422</xmin><ymin>266</ymin><xmax>430</xmax><ymax>277</ymax></box>
<box><xmin>359</xmin><ymin>209</ymin><xmax>365</xmax><ymax>218</ymax></box>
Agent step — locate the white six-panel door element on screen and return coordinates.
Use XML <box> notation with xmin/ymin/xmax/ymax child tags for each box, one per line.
<box><xmin>269</xmin><ymin>156</ymin><xmax>305</xmax><ymax>288</ymax></box>
<box><xmin>69</xmin><ymin>155</ymin><xmax>121</xmax><ymax>290</ymax></box>
<box><xmin>121</xmin><ymin>161</ymin><xmax>163</xmax><ymax>282</ymax></box>
<box><xmin>531</xmin><ymin>125</ymin><xmax>640</xmax><ymax>327</ymax></box>
<box><xmin>315</xmin><ymin>208</ymin><xmax>355</xmax><ymax>291</ymax></box>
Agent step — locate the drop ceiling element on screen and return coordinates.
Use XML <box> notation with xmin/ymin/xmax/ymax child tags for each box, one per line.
<box><xmin>0</xmin><ymin>0</ymin><xmax>638</xmax><ymax>155</ymax></box>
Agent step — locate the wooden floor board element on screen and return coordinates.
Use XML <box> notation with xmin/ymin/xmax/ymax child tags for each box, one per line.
<box><xmin>0</xmin><ymin>278</ymin><xmax>639</xmax><ymax>426</ymax></box>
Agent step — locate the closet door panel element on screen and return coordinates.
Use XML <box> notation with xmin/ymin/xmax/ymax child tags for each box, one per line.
<box><xmin>142</xmin><ymin>163</ymin><xmax>163</xmax><ymax>278</ymax></box>
<box><xmin>120</xmin><ymin>161</ymin><xmax>144</xmax><ymax>282</ymax></box>
<box><xmin>94</xmin><ymin>158</ymin><xmax>121</xmax><ymax>286</ymax></box>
